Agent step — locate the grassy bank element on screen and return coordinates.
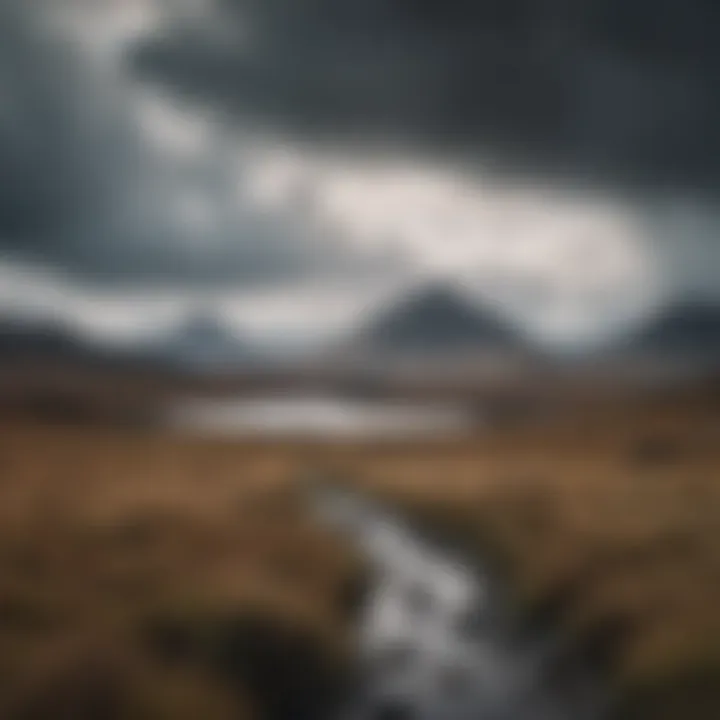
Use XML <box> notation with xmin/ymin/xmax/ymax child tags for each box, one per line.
<box><xmin>0</xmin><ymin>386</ymin><xmax>718</xmax><ymax>718</ymax></box>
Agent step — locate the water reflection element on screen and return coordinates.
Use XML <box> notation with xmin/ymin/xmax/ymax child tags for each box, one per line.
<box><xmin>167</xmin><ymin>395</ymin><xmax>475</xmax><ymax>440</ymax></box>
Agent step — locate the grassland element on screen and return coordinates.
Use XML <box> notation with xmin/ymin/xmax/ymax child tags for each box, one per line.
<box><xmin>0</xmin><ymin>383</ymin><xmax>718</xmax><ymax>719</ymax></box>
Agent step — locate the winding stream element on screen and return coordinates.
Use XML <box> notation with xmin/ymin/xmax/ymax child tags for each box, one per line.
<box><xmin>311</xmin><ymin>486</ymin><xmax>606</xmax><ymax>720</ymax></box>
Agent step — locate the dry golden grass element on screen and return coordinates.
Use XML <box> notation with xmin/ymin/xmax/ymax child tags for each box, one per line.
<box><xmin>0</xmin><ymin>425</ymin><xmax>363</xmax><ymax>719</ymax></box>
<box><xmin>0</xmin><ymin>384</ymin><xmax>718</xmax><ymax>719</ymax></box>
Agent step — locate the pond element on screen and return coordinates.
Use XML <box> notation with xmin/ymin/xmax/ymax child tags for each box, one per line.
<box><xmin>165</xmin><ymin>395</ymin><xmax>477</xmax><ymax>440</ymax></box>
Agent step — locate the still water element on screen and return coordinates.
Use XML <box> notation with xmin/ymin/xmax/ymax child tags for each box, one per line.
<box><xmin>167</xmin><ymin>395</ymin><xmax>475</xmax><ymax>440</ymax></box>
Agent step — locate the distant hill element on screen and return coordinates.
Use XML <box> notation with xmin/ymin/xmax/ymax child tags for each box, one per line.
<box><xmin>632</xmin><ymin>301</ymin><xmax>720</xmax><ymax>359</ymax></box>
<box><xmin>0</xmin><ymin>316</ymin><xmax>85</xmax><ymax>359</ymax></box>
<box><xmin>0</xmin><ymin>311</ymin><xmax>266</xmax><ymax>376</ymax></box>
<box><xmin>156</xmin><ymin>312</ymin><xmax>258</xmax><ymax>372</ymax></box>
<box><xmin>0</xmin><ymin>316</ymin><xmax>170</xmax><ymax>372</ymax></box>
<box><xmin>353</xmin><ymin>284</ymin><xmax>526</xmax><ymax>356</ymax></box>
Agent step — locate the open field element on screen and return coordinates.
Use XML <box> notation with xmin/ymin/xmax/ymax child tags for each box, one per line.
<box><xmin>0</xmin><ymin>382</ymin><xmax>718</xmax><ymax>719</ymax></box>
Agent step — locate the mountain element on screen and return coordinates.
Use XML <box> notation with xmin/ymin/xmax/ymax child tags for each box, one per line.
<box><xmin>354</xmin><ymin>284</ymin><xmax>525</xmax><ymax>356</ymax></box>
<box><xmin>0</xmin><ymin>315</ymin><xmax>173</xmax><ymax>371</ymax></box>
<box><xmin>156</xmin><ymin>311</ymin><xmax>257</xmax><ymax>371</ymax></box>
<box><xmin>632</xmin><ymin>301</ymin><xmax>720</xmax><ymax>359</ymax></box>
<box><xmin>0</xmin><ymin>316</ymin><xmax>83</xmax><ymax>359</ymax></box>
<box><xmin>0</xmin><ymin>311</ymin><xmax>263</xmax><ymax>374</ymax></box>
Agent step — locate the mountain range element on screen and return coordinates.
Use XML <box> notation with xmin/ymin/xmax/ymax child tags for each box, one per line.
<box><xmin>2</xmin><ymin>291</ymin><xmax>720</xmax><ymax>371</ymax></box>
<box><xmin>0</xmin><ymin>315</ymin><xmax>171</xmax><ymax>371</ymax></box>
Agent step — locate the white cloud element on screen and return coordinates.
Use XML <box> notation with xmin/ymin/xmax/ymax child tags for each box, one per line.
<box><xmin>44</xmin><ymin>0</ymin><xmax>163</xmax><ymax>60</ymax></box>
<box><xmin>135</xmin><ymin>90</ymin><xmax>216</xmax><ymax>160</ymax></box>
<box><xmin>244</xmin><ymin>146</ymin><xmax>665</xmax><ymax>345</ymax></box>
<box><xmin>3</xmin><ymin>0</ymin><xmax>713</xmax><ymax>352</ymax></box>
<box><xmin>214</xmin><ymin>277</ymin><xmax>410</xmax><ymax>343</ymax></box>
<box><xmin>0</xmin><ymin>258</ymin><xmax>406</xmax><ymax>349</ymax></box>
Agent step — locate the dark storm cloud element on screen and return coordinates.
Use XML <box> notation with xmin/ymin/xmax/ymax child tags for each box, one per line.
<box><xmin>0</xmin><ymin>0</ymin><xmax>386</xmax><ymax>285</ymax></box>
<box><xmin>0</xmin><ymin>1</ymin><xmax>139</xmax><ymax>266</ymax></box>
<box><xmin>133</xmin><ymin>0</ymin><xmax>720</xmax><ymax>194</ymax></box>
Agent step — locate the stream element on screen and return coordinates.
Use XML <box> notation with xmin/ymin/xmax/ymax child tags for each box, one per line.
<box><xmin>311</xmin><ymin>485</ymin><xmax>607</xmax><ymax>720</ymax></box>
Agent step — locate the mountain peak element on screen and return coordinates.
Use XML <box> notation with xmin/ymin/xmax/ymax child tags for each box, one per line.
<box><xmin>357</xmin><ymin>283</ymin><xmax>523</xmax><ymax>354</ymax></box>
<box><xmin>635</xmin><ymin>300</ymin><xmax>720</xmax><ymax>356</ymax></box>
<box><xmin>161</xmin><ymin>310</ymin><xmax>253</xmax><ymax>370</ymax></box>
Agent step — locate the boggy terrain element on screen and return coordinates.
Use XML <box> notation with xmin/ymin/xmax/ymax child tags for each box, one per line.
<box><xmin>0</xmin><ymin>382</ymin><xmax>718</xmax><ymax>719</ymax></box>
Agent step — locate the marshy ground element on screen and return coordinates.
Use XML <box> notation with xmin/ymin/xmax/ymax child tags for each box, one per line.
<box><xmin>0</xmin><ymin>383</ymin><xmax>718</xmax><ymax>719</ymax></box>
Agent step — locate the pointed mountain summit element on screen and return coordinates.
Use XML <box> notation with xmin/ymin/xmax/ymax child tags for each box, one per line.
<box><xmin>357</xmin><ymin>283</ymin><xmax>524</xmax><ymax>355</ymax></box>
<box><xmin>159</xmin><ymin>310</ymin><xmax>254</xmax><ymax>371</ymax></box>
<box><xmin>633</xmin><ymin>301</ymin><xmax>720</xmax><ymax>358</ymax></box>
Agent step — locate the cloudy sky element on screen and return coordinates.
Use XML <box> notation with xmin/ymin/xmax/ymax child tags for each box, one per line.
<box><xmin>1</xmin><ymin>0</ymin><xmax>718</xmax><ymax>349</ymax></box>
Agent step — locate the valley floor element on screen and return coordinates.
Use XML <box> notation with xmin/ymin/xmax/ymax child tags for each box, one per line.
<box><xmin>0</xmin><ymin>384</ymin><xmax>718</xmax><ymax>719</ymax></box>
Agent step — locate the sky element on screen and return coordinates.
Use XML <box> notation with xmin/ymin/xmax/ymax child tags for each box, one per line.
<box><xmin>0</xmin><ymin>0</ymin><xmax>718</xmax><ymax>350</ymax></box>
